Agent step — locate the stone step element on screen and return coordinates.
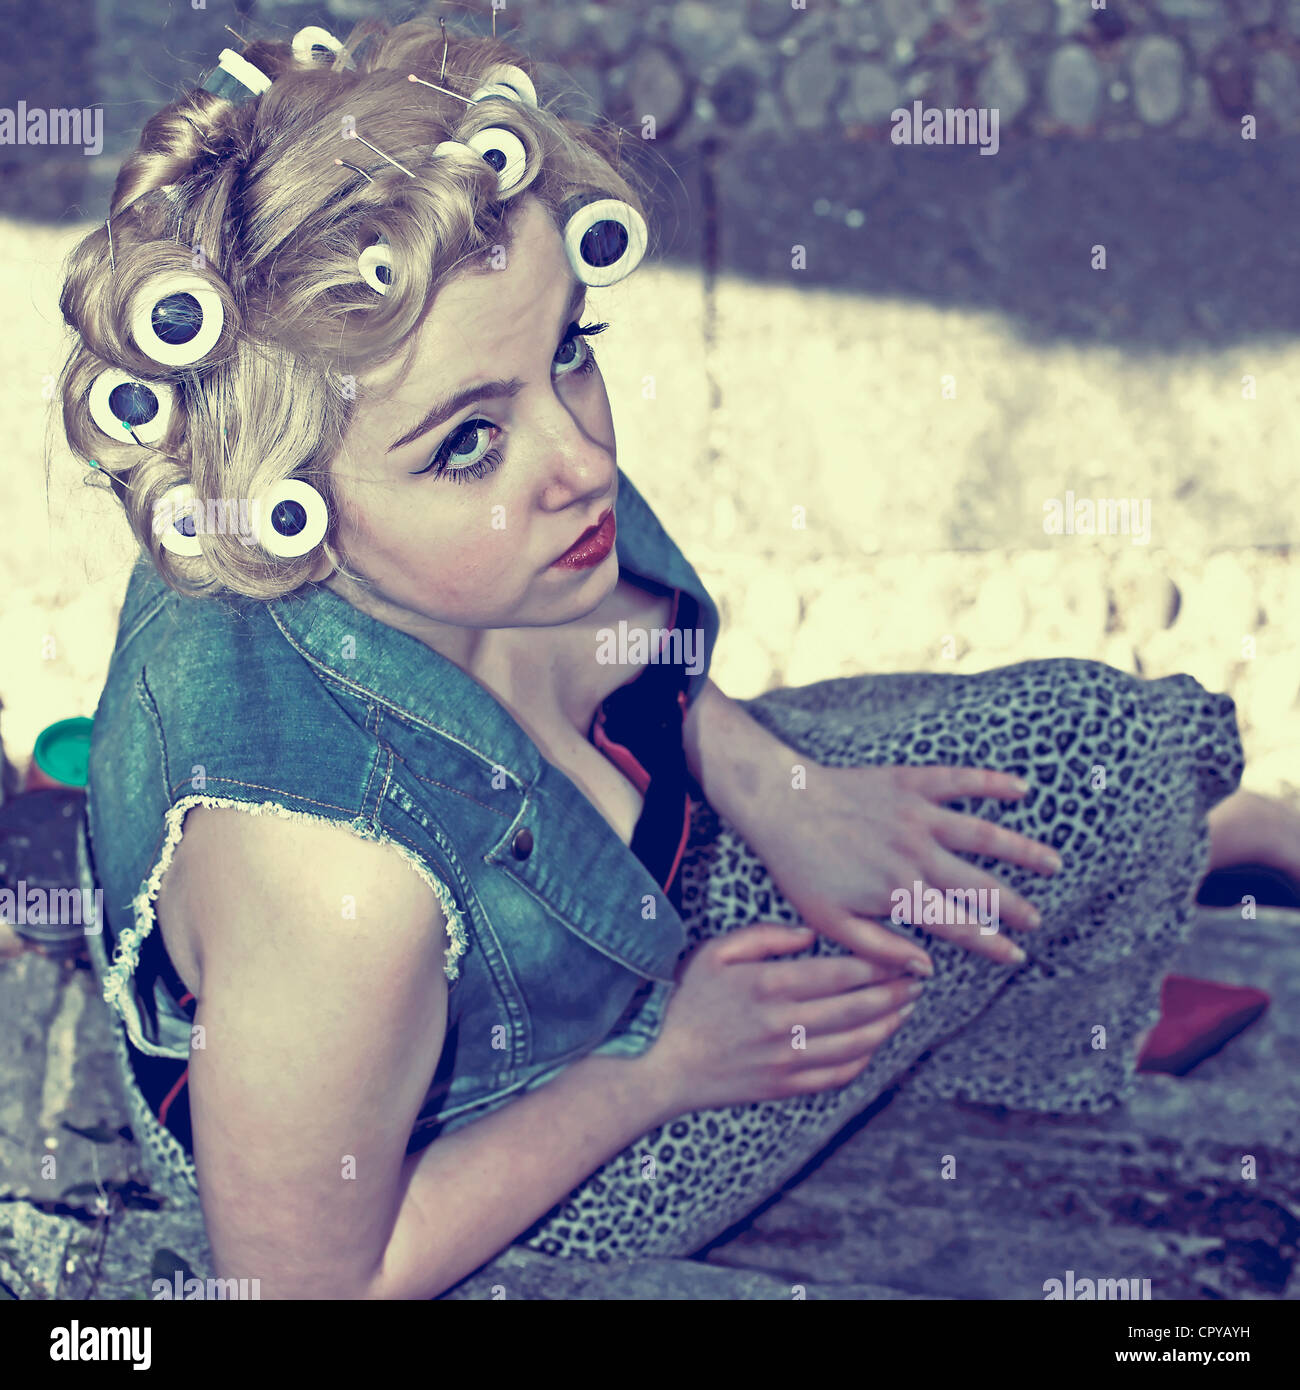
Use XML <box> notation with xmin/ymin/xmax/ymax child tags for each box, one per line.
<box><xmin>699</xmin><ymin>907</ymin><xmax>1300</xmax><ymax>1299</ymax></box>
<box><xmin>2</xmin><ymin>906</ymin><xmax>1294</xmax><ymax>1299</ymax></box>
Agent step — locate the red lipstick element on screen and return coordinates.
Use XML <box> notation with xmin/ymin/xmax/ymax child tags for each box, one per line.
<box><xmin>551</xmin><ymin>507</ymin><xmax>616</xmax><ymax>570</ymax></box>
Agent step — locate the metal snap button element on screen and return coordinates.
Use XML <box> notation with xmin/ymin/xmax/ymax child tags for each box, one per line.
<box><xmin>512</xmin><ymin>827</ymin><xmax>534</xmax><ymax>860</ymax></box>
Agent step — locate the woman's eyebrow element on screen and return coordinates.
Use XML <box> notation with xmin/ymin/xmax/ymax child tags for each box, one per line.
<box><xmin>386</xmin><ymin>277</ymin><xmax>587</xmax><ymax>454</ymax></box>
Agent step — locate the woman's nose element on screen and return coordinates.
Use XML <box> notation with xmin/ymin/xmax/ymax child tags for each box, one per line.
<box><xmin>543</xmin><ymin>426</ymin><xmax>613</xmax><ymax>497</ymax></box>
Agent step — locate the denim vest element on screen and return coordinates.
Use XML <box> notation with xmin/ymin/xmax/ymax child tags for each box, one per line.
<box><xmin>84</xmin><ymin>466</ymin><xmax>720</xmax><ymax>1147</ymax></box>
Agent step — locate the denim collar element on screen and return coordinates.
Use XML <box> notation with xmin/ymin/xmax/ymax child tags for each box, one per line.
<box><xmin>262</xmin><ymin>475</ymin><xmax>692</xmax><ymax>977</ymax></box>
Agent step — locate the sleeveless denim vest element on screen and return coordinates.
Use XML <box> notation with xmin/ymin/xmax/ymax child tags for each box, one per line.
<box><xmin>84</xmin><ymin>466</ymin><xmax>720</xmax><ymax>1147</ymax></box>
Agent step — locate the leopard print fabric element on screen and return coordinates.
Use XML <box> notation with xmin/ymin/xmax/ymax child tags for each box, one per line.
<box><xmin>97</xmin><ymin>658</ymin><xmax>1244</xmax><ymax>1270</ymax></box>
<box><xmin>513</xmin><ymin>658</ymin><xmax>1244</xmax><ymax>1261</ymax></box>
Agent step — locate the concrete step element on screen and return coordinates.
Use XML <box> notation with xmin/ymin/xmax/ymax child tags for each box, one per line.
<box><xmin>2</xmin><ymin>906</ymin><xmax>1295</xmax><ymax>1299</ymax></box>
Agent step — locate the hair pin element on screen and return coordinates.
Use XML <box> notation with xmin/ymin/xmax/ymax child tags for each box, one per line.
<box><xmin>334</xmin><ymin>157</ymin><xmax>375</xmax><ymax>184</ymax></box>
<box><xmin>344</xmin><ymin>130</ymin><xmax>416</xmax><ymax>178</ymax></box>
<box><xmin>407</xmin><ymin>73</ymin><xmax>474</xmax><ymax>105</ymax></box>
<box><xmin>105</xmin><ymin>214</ymin><xmax>115</xmax><ymax>271</ymax></box>
<box><xmin>223</xmin><ymin>24</ymin><xmax>249</xmax><ymax>47</ymax></box>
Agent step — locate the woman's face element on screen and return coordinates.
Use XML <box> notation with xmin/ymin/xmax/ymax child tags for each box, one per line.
<box><xmin>322</xmin><ymin>193</ymin><xmax>621</xmax><ymax>658</ymax></box>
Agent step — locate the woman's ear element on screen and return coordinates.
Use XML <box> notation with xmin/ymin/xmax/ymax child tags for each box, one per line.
<box><xmin>306</xmin><ymin>548</ymin><xmax>337</xmax><ymax>584</ymax></box>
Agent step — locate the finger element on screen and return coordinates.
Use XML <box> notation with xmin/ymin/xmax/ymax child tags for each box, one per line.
<box><xmin>901</xmin><ymin>765</ymin><xmax>1030</xmax><ymax>804</ymax></box>
<box><xmin>716</xmin><ymin>923</ymin><xmax>814</xmax><ymax>964</ymax></box>
<box><xmin>794</xmin><ymin>977</ymin><xmax>922</xmax><ymax>1032</ymax></box>
<box><xmin>927</xmin><ymin>805</ymin><xmax>1063</xmax><ymax>877</ymax></box>
<box><xmin>891</xmin><ymin>870</ymin><xmax>1030</xmax><ymax>964</ymax></box>
<box><xmin>819</xmin><ymin>912</ymin><xmax>935</xmax><ymax>977</ymax></box>
<box><xmin>761</xmin><ymin>953</ymin><xmax>909</xmax><ymax>1001</ymax></box>
<box><xmin>789</xmin><ymin>1008</ymin><xmax>916</xmax><ymax>1069</ymax></box>
<box><xmin>923</xmin><ymin>846</ymin><xmax>1045</xmax><ymax>933</ymax></box>
<box><xmin>778</xmin><ymin>1052</ymin><xmax>876</xmax><ymax>1097</ymax></box>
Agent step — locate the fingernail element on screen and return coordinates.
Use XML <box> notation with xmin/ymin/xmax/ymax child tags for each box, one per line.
<box><xmin>898</xmin><ymin>1002</ymin><xmax>917</xmax><ymax>1019</ymax></box>
<box><xmin>1007</xmin><ymin>944</ymin><xmax>1028</xmax><ymax>965</ymax></box>
<box><xmin>905</xmin><ymin>980</ymin><xmax>925</xmax><ymax>1000</ymax></box>
<box><xmin>905</xmin><ymin>958</ymin><xmax>934</xmax><ymax>979</ymax></box>
<box><xmin>1009</xmin><ymin>777</ymin><xmax>1030</xmax><ymax>793</ymax></box>
<box><xmin>1026</xmin><ymin>907</ymin><xmax>1043</xmax><ymax>928</ymax></box>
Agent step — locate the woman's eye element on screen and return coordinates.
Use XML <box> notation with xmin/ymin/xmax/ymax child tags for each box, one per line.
<box><xmin>413</xmin><ymin>417</ymin><xmax>499</xmax><ymax>478</ymax></box>
<box><xmin>443</xmin><ymin>419</ymin><xmax>494</xmax><ymax>468</ymax></box>
<box><xmin>553</xmin><ymin>320</ymin><xmax>608</xmax><ymax>378</ymax></box>
<box><xmin>413</xmin><ymin>322</ymin><xmax>608</xmax><ymax>479</ymax></box>
<box><xmin>553</xmin><ymin>332</ymin><xmax>591</xmax><ymax>377</ymax></box>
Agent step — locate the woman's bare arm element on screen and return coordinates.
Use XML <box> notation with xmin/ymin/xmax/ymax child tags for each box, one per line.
<box><xmin>376</xmin><ymin>1048</ymin><xmax>672</xmax><ymax>1299</ymax></box>
<box><xmin>171</xmin><ymin>807</ymin><xmax>675</xmax><ymax>1300</ymax></box>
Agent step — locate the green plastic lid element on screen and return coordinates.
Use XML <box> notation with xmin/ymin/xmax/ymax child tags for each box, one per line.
<box><xmin>33</xmin><ymin>717</ymin><xmax>94</xmax><ymax>788</ymax></box>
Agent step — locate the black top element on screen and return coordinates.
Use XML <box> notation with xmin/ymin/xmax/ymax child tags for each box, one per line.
<box><xmin>587</xmin><ymin>582</ymin><xmax>698</xmax><ymax>915</ymax></box>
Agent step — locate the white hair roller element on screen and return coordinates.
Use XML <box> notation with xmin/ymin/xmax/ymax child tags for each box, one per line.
<box><xmin>358</xmin><ymin>239</ymin><xmax>394</xmax><ymax>296</ymax></box>
<box><xmin>251</xmin><ymin>479</ymin><xmax>330</xmax><ymax>558</ymax></box>
<box><xmin>464</xmin><ymin>127</ymin><xmax>528</xmax><ymax>195</ymax></box>
<box><xmin>292</xmin><ymin>27</ymin><xmax>350</xmax><ymax>67</ymax></box>
<box><xmin>128</xmin><ymin>271</ymin><xmax>226</xmax><ymax>368</ymax></box>
<box><xmin>154</xmin><ymin>483</ymin><xmax>204</xmax><ymax>557</ymax></box>
<box><xmin>471</xmin><ymin>65</ymin><xmax>538</xmax><ymax>107</ymax></box>
<box><xmin>559</xmin><ymin>195</ymin><xmax>648</xmax><ymax>287</ymax></box>
<box><xmin>88</xmin><ymin>370</ymin><xmax>176</xmax><ymax>446</ymax></box>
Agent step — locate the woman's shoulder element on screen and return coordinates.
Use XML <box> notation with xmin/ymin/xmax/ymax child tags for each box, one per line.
<box><xmin>154</xmin><ymin>804</ymin><xmax>454</xmax><ymax>1002</ymax></box>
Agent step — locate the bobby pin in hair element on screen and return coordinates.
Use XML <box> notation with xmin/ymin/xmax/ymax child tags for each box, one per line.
<box><xmin>224</xmin><ymin>25</ymin><xmax>249</xmax><ymax>47</ymax></box>
<box><xmin>334</xmin><ymin>158</ymin><xmax>376</xmax><ymax>183</ymax></box>
<box><xmin>407</xmin><ymin>73</ymin><xmax>474</xmax><ymax>105</ymax></box>
<box><xmin>440</xmin><ymin>17</ymin><xmax>449</xmax><ymax>80</ymax></box>
<box><xmin>105</xmin><ymin>214</ymin><xmax>115</xmax><ymax>271</ymax></box>
<box><xmin>346</xmin><ymin>131</ymin><xmax>416</xmax><ymax>178</ymax></box>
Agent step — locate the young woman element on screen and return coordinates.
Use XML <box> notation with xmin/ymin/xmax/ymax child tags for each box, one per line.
<box><xmin>61</xmin><ymin>16</ymin><xmax>1287</xmax><ymax>1299</ymax></box>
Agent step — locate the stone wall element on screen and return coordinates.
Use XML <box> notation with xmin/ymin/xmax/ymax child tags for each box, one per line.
<box><xmin>1</xmin><ymin>0</ymin><xmax>1296</xmax><ymax>791</ymax></box>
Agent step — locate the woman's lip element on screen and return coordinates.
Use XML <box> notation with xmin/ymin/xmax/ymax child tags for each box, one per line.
<box><xmin>551</xmin><ymin>507</ymin><xmax>616</xmax><ymax>567</ymax></box>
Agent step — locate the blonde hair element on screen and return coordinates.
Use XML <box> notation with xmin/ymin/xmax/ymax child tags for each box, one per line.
<box><xmin>55</xmin><ymin>13</ymin><xmax>651</xmax><ymax>600</ymax></box>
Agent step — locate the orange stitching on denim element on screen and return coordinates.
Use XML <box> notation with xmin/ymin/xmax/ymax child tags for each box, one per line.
<box><xmin>388</xmin><ymin>751</ymin><xmax>513</xmax><ymax>818</ymax></box>
<box><xmin>119</xmin><ymin>589</ymin><xmax>170</xmax><ymax>651</ymax></box>
<box><xmin>359</xmin><ymin>707</ymin><xmax>382</xmax><ymax>816</ymax></box>
<box><xmin>364</xmin><ymin>811</ymin><xmax>469</xmax><ymax>967</ymax></box>
<box><xmin>163</xmin><ymin>776</ymin><xmax>357</xmax><ymax>815</ymax></box>
<box><xmin>135</xmin><ymin>670</ymin><xmax>172</xmax><ymax>792</ymax></box>
<box><xmin>372</xmin><ymin>745</ymin><xmax>394</xmax><ymax>821</ymax></box>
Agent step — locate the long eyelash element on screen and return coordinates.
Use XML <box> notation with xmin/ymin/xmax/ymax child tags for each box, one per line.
<box><xmin>445</xmin><ymin>448</ymin><xmax>502</xmax><ymax>484</ymax></box>
<box><xmin>414</xmin><ymin>321</ymin><xmax>611</xmax><ymax>480</ymax></box>
<box><xmin>557</xmin><ymin>320</ymin><xmax>608</xmax><ymax>380</ymax></box>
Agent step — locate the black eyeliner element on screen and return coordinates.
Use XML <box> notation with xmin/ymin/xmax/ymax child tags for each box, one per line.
<box><xmin>409</xmin><ymin>321</ymin><xmax>610</xmax><ymax>478</ymax></box>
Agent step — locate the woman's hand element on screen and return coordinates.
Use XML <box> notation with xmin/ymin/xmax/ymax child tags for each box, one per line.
<box><xmin>643</xmin><ymin>923</ymin><xmax>921</xmax><ymax>1116</ymax></box>
<box><xmin>748</xmin><ymin>763</ymin><xmax>1063</xmax><ymax>973</ymax></box>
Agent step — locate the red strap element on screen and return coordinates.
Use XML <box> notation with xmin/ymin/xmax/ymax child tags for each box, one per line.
<box><xmin>157</xmin><ymin>1066</ymin><xmax>189</xmax><ymax>1126</ymax></box>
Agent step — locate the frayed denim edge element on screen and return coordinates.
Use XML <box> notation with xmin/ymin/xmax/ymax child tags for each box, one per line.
<box><xmin>100</xmin><ymin>795</ymin><xmax>469</xmax><ymax>1034</ymax></box>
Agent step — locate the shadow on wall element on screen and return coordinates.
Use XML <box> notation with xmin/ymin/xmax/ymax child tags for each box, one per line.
<box><xmin>692</xmin><ymin>133</ymin><xmax>1300</xmax><ymax>353</ymax></box>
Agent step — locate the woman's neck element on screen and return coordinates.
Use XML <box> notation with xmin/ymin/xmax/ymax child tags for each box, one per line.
<box><xmin>321</xmin><ymin>568</ymin><xmax>601</xmax><ymax>737</ymax></box>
